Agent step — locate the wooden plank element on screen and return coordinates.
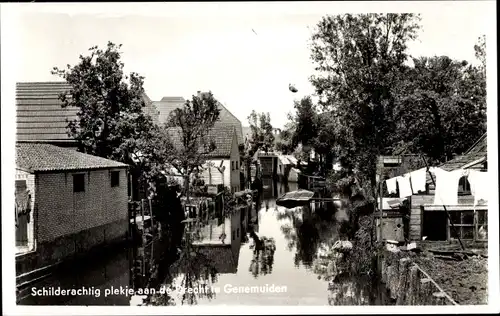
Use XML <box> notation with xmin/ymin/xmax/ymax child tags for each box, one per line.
<box><xmin>423</xmin><ymin>205</ymin><xmax>487</xmax><ymax>211</ymax></box>
<box><xmin>409</xmin><ymin>226</ymin><xmax>421</xmax><ymax>240</ymax></box>
<box><xmin>410</xmin><ymin>208</ymin><xmax>421</xmax><ymax>215</ymax></box>
<box><xmin>410</xmin><ymin>216</ymin><xmax>421</xmax><ymax>226</ymax></box>
<box><xmin>411</xmin><ymin>195</ymin><xmax>434</xmax><ymax>206</ymax></box>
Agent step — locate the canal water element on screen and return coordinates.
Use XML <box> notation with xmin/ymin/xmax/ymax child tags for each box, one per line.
<box><xmin>19</xmin><ymin>180</ymin><xmax>391</xmax><ymax>306</ymax></box>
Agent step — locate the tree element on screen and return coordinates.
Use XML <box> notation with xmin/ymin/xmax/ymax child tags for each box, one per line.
<box><xmin>474</xmin><ymin>35</ymin><xmax>486</xmax><ymax>73</ymax></box>
<box><xmin>163</xmin><ymin>92</ymin><xmax>221</xmax><ymax>201</ymax></box>
<box><xmin>393</xmin><ymin>55</ymin><xmax>486</xmax><ymax>162</ymax></box>
<box><xmin>52</xmin><ymin>41</ymin><xmax>167</xmax><ymax>197</ymax></box>
<box><xmin>309</xmin><ymin>14</ymin><xmax>421</xmax><ymax>197</ymax></box>
<box><xmin>275</xmin><ymin>112</ymin><xmax>297</xmax><ymax>154</ymax></box>
<box><xmin>247</xmin><ymin>110</ymin><xmax>275</xmax><ymax>154</ymax></box>
<box><xmin>241</xmin><ymin>111</ymin><xmax>275</xmax><ymax>188</ymax></box>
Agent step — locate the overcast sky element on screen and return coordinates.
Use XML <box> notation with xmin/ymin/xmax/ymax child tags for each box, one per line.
<box><xmin>7</xmin><ymin>1</ymin><xmax>495</xmax><ymax>128</ymax></box>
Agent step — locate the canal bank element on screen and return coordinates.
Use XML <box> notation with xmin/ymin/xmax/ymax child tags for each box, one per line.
<box><xmin>375</xmin><ymin>241</ymin><xmax>488</xmax><ymax>305</ymax></box>
<box><xmin>18</xmin><ymin>179</ymin><xmax>395</xmax><ymax>306</ymax></box>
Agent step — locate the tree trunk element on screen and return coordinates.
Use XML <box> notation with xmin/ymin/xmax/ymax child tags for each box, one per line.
<box><xmin>184</xmin><ymin>174</ymin><xmax>190</xmax><ymax>206</ymax></box>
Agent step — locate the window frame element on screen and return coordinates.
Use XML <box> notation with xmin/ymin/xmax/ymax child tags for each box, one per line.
<box><xmin>73</xmin><ymin>173</ymin><xmax>86</xmax><ymax>193</ymax></box>
<box><xmin>110</xmin><ymin>170</ymin><xmax>120</xmax><ymax>187</ymax></box>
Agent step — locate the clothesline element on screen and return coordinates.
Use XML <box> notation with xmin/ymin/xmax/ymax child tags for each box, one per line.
<box><xmin>383</xmin><ymin>166</ymin><xmax>489</xmax><ymax>206</ymax></box>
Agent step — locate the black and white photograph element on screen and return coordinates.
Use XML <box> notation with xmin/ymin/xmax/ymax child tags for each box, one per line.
<box><xmin>1</xmin><ymin>1</ymin><xmax>498</xmax><ymax>314</ymax></box>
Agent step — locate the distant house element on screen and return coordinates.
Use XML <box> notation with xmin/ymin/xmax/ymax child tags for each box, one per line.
<box><xmin>276</xmin><ymin>154</ymin><xmax>299</xmax><ymax>182</ymax></box>
<box><xmin>16</xmin><ymin>81</ymin><xmax>160</xmax><ymax>147</ymax></box>
<box><xmin>167</xmin><ymin>125</ymin><xmax>241</xmax><ymax>192</ymax></box>
<box><xmin>15</xmin><ymin>142</ymin><xmax>129</xmax><ymax>275</ymax></box>
<box><xmin>153</xmin><ymin>91</ymin><xmax>244</xmax><ymax>146</ymax></box>
<box><xmin>258</xmin><ymin>151</ymin><xmax>279</xmax><ymax>178</ymax></box>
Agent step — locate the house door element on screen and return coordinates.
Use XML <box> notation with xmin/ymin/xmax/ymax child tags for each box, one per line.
<box><xmin>422</xmin><ymin>211</ymin><xmax>448</xmax><ymax>241</ymax></box>
<box><xmin>15</xmin><ymin>180</ymin><xmax>29</xmax><ymax>247</ymax></box>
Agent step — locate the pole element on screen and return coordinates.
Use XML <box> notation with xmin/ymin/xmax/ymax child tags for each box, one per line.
<box><xmin>420</xmin><ymin>155</ymin><xmax>465</xmax><ymax>251</ymax></box>
<box><xmin>148</xmin><ymin>198</ymin><xmax>154</xmax><ymax>236</ymax></box>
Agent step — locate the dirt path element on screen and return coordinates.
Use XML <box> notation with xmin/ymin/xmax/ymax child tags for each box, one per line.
<box><xmin>415</xmin><ymin>253</ymin><xmax>488</xmax><ymax>305</ymax></box>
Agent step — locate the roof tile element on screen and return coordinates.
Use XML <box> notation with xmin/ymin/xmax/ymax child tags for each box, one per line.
<box><xmin>426</xmin><ymin>133</ymin><xmax>487</xmax><ymax>183</ymax></box>
<box><xmin>16</xmin><ymin>142</ymin><xmax>128</xmax><ymax>172</ymax></box>
<box><xmin>16</xmin><ymin>81</ymin><xmax>159</xmax><ymax>142</ymax></box>
<box><xmin>154</xmin><ymin>93</ymin><xmax>243</xmax><ymax>144</ymax></box>
<box><xmin>167</xmin><ymin>125</ymin><xmax>236</xmax><ymax>158</ymax></box>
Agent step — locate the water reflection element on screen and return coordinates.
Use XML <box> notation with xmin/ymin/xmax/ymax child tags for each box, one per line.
<box><xmin>276</xmin><ymin>203</ymin><xmax>337</xmax><ymax>269</ymax></box>
<box><xmin>20</xmin><ymin>179</ymin><xmax>391</xmax><ymax>306</ymax></box>
<box><xmin>248</xmin><ymin>235</ymin><xmax>276</xmax><ymax>278</ymax></box>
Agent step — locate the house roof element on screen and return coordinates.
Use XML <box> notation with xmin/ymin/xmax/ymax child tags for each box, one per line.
<box><xmin>278</xmin><ymin>154</ymin><xmax>297</xmax><ymax>165</ymax></box>
<box><xmin>166</xmin><ymin>125</ymin><xmax>237</xmax><ymax>158</ymax></box>
<box><xmin>16</xmin><ymin>81</ymin><xmax>159</xmax><ymax>143</ymax></box>
<box><xmin>153</xmin><ymin>96</ymin><xmax>187</xmax><ymax>125</ymax></box>
<box><xmin>16</xmin><ymin>82</ymin><xmax>76</xmax><ymax>143</ymax></box>
<box><xmin>154</xmin><ymin>93</ymin><xmax>244</xmax><ymax>144</ymax></box>
<box><xmin>426</xmin><ymin>133</ymin><xmax>487</xmax><ymax>184</ymax></box>
<box><xmin>16</xmin><ymin>142</ymin><xmax>128</xmax><ymax>173</ymax></box>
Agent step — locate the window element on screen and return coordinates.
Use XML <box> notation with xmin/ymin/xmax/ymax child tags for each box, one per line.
<box><xmin>231</xmin><ymin>161</ymin><xmax>235</xmax><ymax>171</ymax></box>
<box><xmin>476</xmin><ymin>210</ymin><xmax>488</xmax><ymax>241</ymax></box>
<box><xmin>111</xmin><ymin>171</ymin><xmax>120</xmax><ymax>187</ymax></box>
<box><xmin>15</xmin><ymin>180</ymin><xmax>27</xmax><ymax>192</ymax></box>
<box><xmin>232</xmin><ymin>230</ymin><xmax>235</xmax><ymax>241</ymax></box>
<box><xmin>458</xmin><ymin>176</ymin><xmax>471</xmax><ymax>195</ymax></box>
<box><xmin>449</xmin><ymin>210</ymin><xmax>475</xmax><ymax>240</ymax></box>
<box><xmin>236</xmin><ymin>161</ymin><xmax>239</xmax><ymax>170</ymax></box>
<box><xmin>237</xmin><ymin>228</ymin><xmax>240</xmax><ymax>238</ymax></box>
<box><xmin>73</xmin><ymin>174</ymin><xmax>85</xmax><ymax>192</ymax></box>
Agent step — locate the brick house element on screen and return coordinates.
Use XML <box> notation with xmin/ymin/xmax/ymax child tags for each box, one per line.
<box><xmin>153</xmin><ymin>92</ymin><xmax>244</xmax><ymax>146</ymax></box>
<box><xmin>15</xmin><ymin>142</ymin><xmax>129</xmax><ymax>275</ymax></box>
<box><xmin>167</xmin><ymin>125</ymin><xmax>241</xmax><ymax>192</ymax></box>
<box><xmin>16</xmin><ymin>81</ymin><xmax>160</xmax><ymax>148</ymax></box>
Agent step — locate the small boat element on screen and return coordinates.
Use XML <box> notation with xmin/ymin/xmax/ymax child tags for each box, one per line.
<box><xmin>276</xmin><ymin>189</ymin><xmax>315</xmax><ymax>209</ymax></box>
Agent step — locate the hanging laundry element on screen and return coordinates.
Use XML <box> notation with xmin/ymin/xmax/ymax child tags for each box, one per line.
<box><xmin>385</xmin><ymin>177</ymin><xmax>398</xmax><ymax>194</ymax></box>
<box><xmin>397</xmin><ymin>175</ymin><xmax>413</xmax><ymax>198</ymax></box>
<box><xmin>467</xmin><ymin>170</ymin><xmax>489</xmax><ymax>205</ymax></box>
<box><xmin>409</xmin><ymin>168</ymin><xmax>427</xmax><ymax>193</ymax></box>
<box><xmin>432</xmin><ymin>168</ymin><xmax>463</xmax><ymax>206</ymax></box>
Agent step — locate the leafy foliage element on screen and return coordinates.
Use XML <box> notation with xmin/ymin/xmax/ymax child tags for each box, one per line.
<box><xmin>52</xmin><ymin>42</ymin><xmax>169</xmax><ymax>195</ymax></box>
<box><xmin>246</xmin><ymin>110</ymin><xmax>275</xmax><ymax>155</ymax></box>
<box><xmin>163</xmin><ymin>91</ymin><xmax>221</xmax><ymax>184</ymax></box>
<box><xmin>393</xmin><ymin>56</ymin><xmax>486</xmax><ymax>162</ymax></box>
<box><xmin>277</xmin><ymin>96</ymin><xmax>335</xmax><ymax>171</ymax></box>
<box><xmin>241</xmin><ymin>110</ymin><xmax>275</xmax><ymax>188</ymax></box>
<box><xmin>309</xmin><ymin>14</ymin><xmax>422</xmax><ymax>196</ymax></box>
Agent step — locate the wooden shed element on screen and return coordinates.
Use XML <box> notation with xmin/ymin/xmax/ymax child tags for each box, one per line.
<box><xmin>410</xmin><ymin>133</ymin><xmax>488</xmax><ymax>242</ymax></box>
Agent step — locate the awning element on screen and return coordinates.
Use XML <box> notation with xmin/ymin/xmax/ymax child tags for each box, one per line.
<box><xmin>276</xmin><ymin>189</ymin><xmax>315</xmax><ymax>209</ymax></box>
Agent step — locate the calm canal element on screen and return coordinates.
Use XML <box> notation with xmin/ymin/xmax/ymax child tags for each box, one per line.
<box><xmin>19</xmin><ymin>180</ymin><xmax>391</xmax><ymax>306</ymax></box>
